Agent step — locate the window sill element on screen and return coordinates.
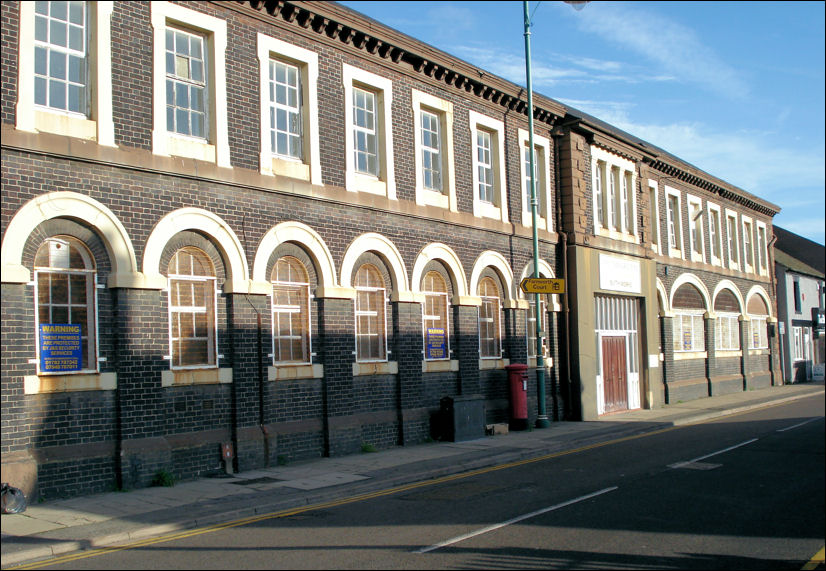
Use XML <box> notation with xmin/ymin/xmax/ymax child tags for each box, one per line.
<box><xmin>166</xmin><ymin>134</ymin><xmax>216</xmax><ymax>164</ymax></box>
<box><xmin>24</xmin><ymin>372</ymin><xmax>116</xmax><ymax>394</ymax></box>
<box><xmin>268</xmin><ymin>363</ymin><xmax>323</xmax><ymax>380</ymax></box>
<box><xmin>748</xmin><ymin>348</ymin><xmax>769</xmax><ymax>356</ymax></box>
<box><xmin>479</xmin><ymin>358</ymin><xmax>510</xmax><ymax>370</ymax></box>
<box><xmin>528</xmin><ymin>356</ymin><xmax>552</xmax><ymax>368</ymax></box>
<box><xmin>33</xmin><ymin>109</ymin><xmax>97</xmax><ymax>140</ymax></box>
<box><xmin>673</xmin><ymin>351</ymin><xmax>708</xmax><ymax>361</ymax></box>
<box><xmin>715</xmin><ymin>350</ymin><xmax>742</xmax><ymax>358</ymax></box>
<box><xmin>353</xmin><ymin>360</ymin><xmax>398</xmax><ymax>376</ymax></box>
<box><xmin>596</xmin><ymin>226</ymin><xmax>639</xmax><ymax>244</ymax></box>
<box><xmin>417</xmin><ymin>188</ymin><xmax>450</xmax><ymax>209</ymax></box>
<box><xmin>162</xmin><ymin>367</ymin><xmax>232</xmax><ymax>387</ymax></box>
<box><xmin>422</xmin><ymin>359</ymin><xmax>458</xmax><ymax>373</ymax></box>
<box><xmin>351</xmin><ymin>172</ymin><xmax>388</xmax><ymax>196</ymax></box>
<box><xmin>270</xmin><ymin>156</ymin><xmax>310</xmax><ymax>181</ymax></box>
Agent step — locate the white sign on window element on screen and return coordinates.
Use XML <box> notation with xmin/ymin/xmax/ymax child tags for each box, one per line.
<box><xmin>599</xmin><ymin>254</ymin><xmax>641</xmax><ymax>294</ymax></box>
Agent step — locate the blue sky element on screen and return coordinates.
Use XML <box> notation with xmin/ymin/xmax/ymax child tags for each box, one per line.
<box><xmin>339</xmin><ymin>1</ymin><xmax>826</xmax><ymax>245</ymax></box>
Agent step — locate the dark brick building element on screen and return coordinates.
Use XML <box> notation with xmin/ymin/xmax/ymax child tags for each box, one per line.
<box><xmin>1</xmin><ymin>1</ymin><xmax>780</xmax><ymax>500</ymax></box>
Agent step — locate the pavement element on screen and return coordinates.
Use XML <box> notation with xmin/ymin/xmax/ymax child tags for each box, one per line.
<box><xmin>2</xmin><ymin>380</ymin><xmax>824</xmax><ymax>568</ymax></box>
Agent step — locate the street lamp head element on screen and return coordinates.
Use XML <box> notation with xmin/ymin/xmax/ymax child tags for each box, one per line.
<box><xmin>564</xmin><ymin>1</ymin><xmax>590</xmax><ymax>11</ymax></box>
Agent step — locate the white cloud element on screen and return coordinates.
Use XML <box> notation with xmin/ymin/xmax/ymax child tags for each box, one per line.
<box><xmin>570</xmin><ymin>2</ymin><xmax>749</xmax><ymax>99</ymax></box>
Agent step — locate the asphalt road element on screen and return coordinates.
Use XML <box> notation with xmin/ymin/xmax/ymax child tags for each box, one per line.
<box><xmin>28</xmin><ymin>395</ymin><xmax>825</xmax><ymax>570</ymax></box>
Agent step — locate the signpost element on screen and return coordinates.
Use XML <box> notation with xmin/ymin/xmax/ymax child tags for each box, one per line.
<box><xmin>520</xmin><ymin>278</ymin><xmax>566</xmax><ymax>295</ymax></box>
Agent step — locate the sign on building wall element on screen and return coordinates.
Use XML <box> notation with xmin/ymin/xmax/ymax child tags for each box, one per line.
<box><xmin>39</xmin><ymin>324</ymin><xmax>82</xmax><ymax>372</ymax></box>
<box><xmin>426</xmin><ymin>328</ymin><xmax>446</xmax><ymax>360</ymax></box>
<box><xmin>599</xmin><ymin>254</ymin><xmax>641</xmax><ymax>294</ymax></box>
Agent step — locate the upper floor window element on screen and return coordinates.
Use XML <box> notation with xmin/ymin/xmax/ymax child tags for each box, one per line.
<box><xmin>166</xmin><ymin>27</ymin><xmax>206</xmax><ymax>139</ymax></box>
<box><xmin>18</xmin><ymin>1</ymin><xmax>114</xmax><ymax>143</ymax></box>
<box><xmin>34</xmin><ymin>1</ymin><xmax>87</xmax><ymax>114</ymax></box>
<box><xmin>478</xmin><ymin>276</ymin><xmax>502</xmax><ymax>359</ymax></box>
<box><xmin>268</xmin><ymin>59</ymin><xmax>301</xmax><ymax>160</ymax></box>
<box><xmin>412</xmin><ymin>90</ymin><xmax>456</xmax><ymax>211</ymax></box>
<box><xmin>756</xmin><ymin>222</ymin><xmax>769</xmax><ymax>276</ymax></box>
<box><xmin>343</xmin><ymin>64</ymin><xmax>395</xmax><ymax>199</ymax></box>
<box><xmin>592</xmin><ymin>147</ymin><xmax>636</xmax><ymax>242</ymax></box>
<box><xmin>742</xmin><ymin>217</ymin><xmax>755</xmax><ymax>272</ymax></box>
<box><xmin>355</xmin><ymin>264</ymin><xmax>387</xmax><ymax>362</ymax></box>
<box><xmin>687</xmin><ymin>195</ymin><xmax>704</xmax><ymax>263</ymax></box>
<box><xmin>151</xmin><ymin>2</ymin><xmax>230</xmax><ymax>167</ymax></box>
<box><xmin>271</xmin><ymin>256</ymin><xmax>311</xmax><ymax>364</ymax></box>
<box><xmin>469</xmin><ymin>111</ymin><xmax>508</xmax><ymax>223</ymax></box>
<box><xmin>34</xmin><ymin>236</ymin><xmax>98</xmax><ymax>374</ymax></box>
<box><xmin>648</xmin><ymin>180</ymin><xmax>660</xmax><ymax>253</ymax></box>
<box><xmin>708</xmin><ymin>203</ymin><xmax>723</xmax><ymax>266</ymax></box>
<box><xmin>257</xmin><ymin>34</ymin><xmax>320</xmax><ymax>184</ymax></box>
<box><xmin>519</xmin><ymin>130</ymin><xmax>552</xmax><ymax>232</ymax></box>
<box><xmin>167</xmin><ymin>247</ymin><xmax>217</xmax><ymax>368</ymax></box>
<box><xmin>665</xmin><ymin>188</ymin><xmax>683</xmax><ymax>258</ymax></box>
<box><xmin>422</xmin><ymin>271</ymin><xmax>450</xmax><ymax>361</ymax></box>
<box><xmin>726</xmin><ymin>210</ymin><xmax>739</xmax><ymax>270</ymax></box>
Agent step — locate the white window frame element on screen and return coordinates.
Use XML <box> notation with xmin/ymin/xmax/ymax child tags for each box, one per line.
<box><xmin>591</xmin><ymin>146</ymin><xmax>637</xmax><ymax>242</ymax></box>
<box><xmin>33</xmin><ymin>237</ymin><xmax>100</xmax><ymax>375</ymax></box>
<box><xmin>715</xmin><ymin>312</ymin><xmax>741</xmax><ymax>351</ymax></box>
<box><xmin>421</xmin><ymin>272</ymin><xmax>451</xmax><ymax>362</ymax></box>
<box><xmin>518</xmin><ymin>129</ymin><xmax>552</xmax><ymax>232</ymax></box>
<box><xmin>792</xmin><ymin>326</ymin><xmax>803</xmax><ymax>360</ymax></box>
<box><xmin>707</xmin><ymin>202</ymin><xmax>723</xmax><ymax>267</ymax></box>
<box><xmin>648</xmin><ymin>180</ymin><xmax>661</xmax><ymax>254</ymax></box>
<box><xmin>756</xmin><ymin>221</ymin><xmax>769</xmax><ymax>276</ymax></box>
<box><xmin>527</xmin><ymin>298</ymin><xmax>548</xmax><ymax>359</ymax></box>
<box><xmin>672</xmin><ymin>309</ymin><xmax>705</xmax><ymax>353</ymax></box>
<box><xmin>742</xmin><ymin>216</ymin><xmax>755</xmax><ymax>274</ymax></box>
<box><xmin>412</xmin><ymin>90</ymin><xmax>456</xmax><ymax>211</ymax></box>
<box><xmin>167</xmin><ymin>257</ymin><xmax>219</xmax><ymax>371</ymax></box>
<box><xmin>151</xmin><ymin>2</ymin><xmax>230</xmax><ymax>168</ymax></box>
<box><xmin>354</xmin><ymin>266</ymin><xmax>388</xmax><ymax>363</ymax></box>
<box><xmin>687</xmin><ymin>194</ymin><xmax>705</xmax><ymax>263</ymax></box>
<box><xmin>342</xmin><ymin>63</ymin><xmax>395</xmax><ymax>200</ymax></box>
<box><xmin>17</xmin><ymin>1</ymin><xmax>114</xmax><ymax>145</ymax></box>
<box><xmin>271</xmin><ymin>258</ymin><xmax>312</xmax><ymax>366</ymax></box>
<box><xmin>725</xmin><ymin>209</ymin><xmax>740</xmax><ymax>270</ymax></box>
<box><xmin>256</xmin><ymin>34</ymin><xmax>320</xmax><ymax>185</ymax></box>
<box><xmin>665</xmin><ymin>187</ymin><xmax>683</xmax><ymax>259</ymax></box>
<box><xmin>469</xmin><ymin>110</ymin><xmax>508</xmax><ymax>223</ymax></box>
<box><xmin>749</xmin><ymin>316</ymin><xmax>768</xmax><ymax>349</ymax></box>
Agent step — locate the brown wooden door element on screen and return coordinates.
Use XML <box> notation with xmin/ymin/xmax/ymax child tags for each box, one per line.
<box><xmin>602</xmin><ymin>336</ymin><xmax>628</xmax><ymax>413</ymax></box>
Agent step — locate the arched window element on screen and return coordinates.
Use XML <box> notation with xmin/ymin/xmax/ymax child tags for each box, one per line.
<box><xmin>714</xmin><ymin>289</ymin><xmax>741</xmax><ymax>351</ymax></box>
<box><xmin>527</xmin><ymin>295</ymin><xmax>548</xmax><ymax>358</ymax></box>
<box><xmin>34</xmin><ymin>236</ymin><xmax>98</xmax><ymax>373</ymax></box>
<box><xmin>167</xmin><ymin>247</ymin><xmax>216</xmax><ymax>368</ymax></box>
<box><xmin>478</xmin><ymin>276</ymin><xmax>502</xmax><ymax>358</ymax></box>
<box><xmin>747</xmin><ymin>295</ymin><xmax>769</xmax><ymax>349</ymax></box>
<box><xmin>422</xmin><ymin>271</ymin><xmax>449</xmax><ymax>361</ymax></box>
<box><xmin>272</xmin><ymin>256</ymin><xmax>311</xmax><ymax>364</ymax></box>
<box><xmin>355</xmin><ymin>264</ymin><xmax>386</xmax><ymax>361</ymax></box>
<box><xmin>672</xmin><ymin>283</ymin><xmax>705</xmax><ymax>353</ymax></box>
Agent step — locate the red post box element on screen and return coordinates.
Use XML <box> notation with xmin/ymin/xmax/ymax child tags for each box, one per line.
<box><xmin>506</xmin><ymin>364</ymin><xmax>529</xmax><ymax>430</ymax></box>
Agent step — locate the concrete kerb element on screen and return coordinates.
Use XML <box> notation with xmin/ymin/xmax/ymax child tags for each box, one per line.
<box><xmin>2</xmin><ymin>383</ymin><xmax>822</xmax><ymax>568</ymax></box>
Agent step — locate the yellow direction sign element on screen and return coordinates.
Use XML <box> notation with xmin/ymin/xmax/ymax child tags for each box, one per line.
<box><xmin>520</xmin><ymin>278</ymin><xmax>566</xmax><ymax>295</ymax></box>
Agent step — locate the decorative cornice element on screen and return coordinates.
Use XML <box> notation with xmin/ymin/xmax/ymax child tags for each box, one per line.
<box><xmin>225</xmin><ymin>0</ymin><xmax>566</xmax><ymax>127</ymax></box>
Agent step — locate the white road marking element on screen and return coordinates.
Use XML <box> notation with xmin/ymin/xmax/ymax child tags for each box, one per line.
<box><xmin>777</xmin><ymin>417</ymin><xmax>820</xmax><ymax>432</ymax></box>
<box><xmin>414</xmin><ymin>486</ymin><xmax>618</xmax><ymax>554</ymax></box>
<box><xmin>668</xmin><ymin>438</ymin><xmax>758</xmax><ymax>469</ymax></box>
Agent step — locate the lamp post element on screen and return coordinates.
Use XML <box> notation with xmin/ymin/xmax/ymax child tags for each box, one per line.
<box><xmin>523</xmin><ymin>0</ymin><xmax>550</xmax><ymax>428</ymax></box>
<box><xmin>523</xmin><ymin>0</ymin><xmax>588</xmax><ymax>428</ymax></box>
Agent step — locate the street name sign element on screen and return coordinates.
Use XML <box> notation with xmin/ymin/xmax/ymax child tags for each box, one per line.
<box><xmin>520</xmin><ymin>278</ymin><xmax>566</xmax><ymax>294</ymax></box>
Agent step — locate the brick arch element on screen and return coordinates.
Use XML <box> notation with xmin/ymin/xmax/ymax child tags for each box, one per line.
<box><xmin>1</xmin><ymin>191</ymin><xmax>138</xmax><ymax>286</ymax></box>
<box><xmin>411</xmin><ymin>243</ymin><xmax>468</xmax><ymax>299</ymax></box>
<box><xmin>143</xmin><ymin>208</ymin><xmax>249</xmax><ymax>293</ymax></box>
<box><xmin>252</xmin><ymin>221</ymin><xmax>337</xmax><ymax>292</ymax></box>
<box><xmin>746</xmin><ymin>285</ymin><xmax>772</xmax><ymax>317</ymax></box>
<box><xmin>340</xmin><ymin>233</ymin><xmax>409</xmax><ymax>296</ymax></box>
<box><xmin>669</xmin><ymin>273</ymin><xmax>710</xmax><ymax>311</ymax></box>
<box><xmin>469</xmin><ymin>251</ymin><xmax>515</xmax><ymax>302</ymax></box>
<box><xmin>712</xmin><ymin>280</ymin><xmax>745</xmax><ymax>315</ymax></box>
